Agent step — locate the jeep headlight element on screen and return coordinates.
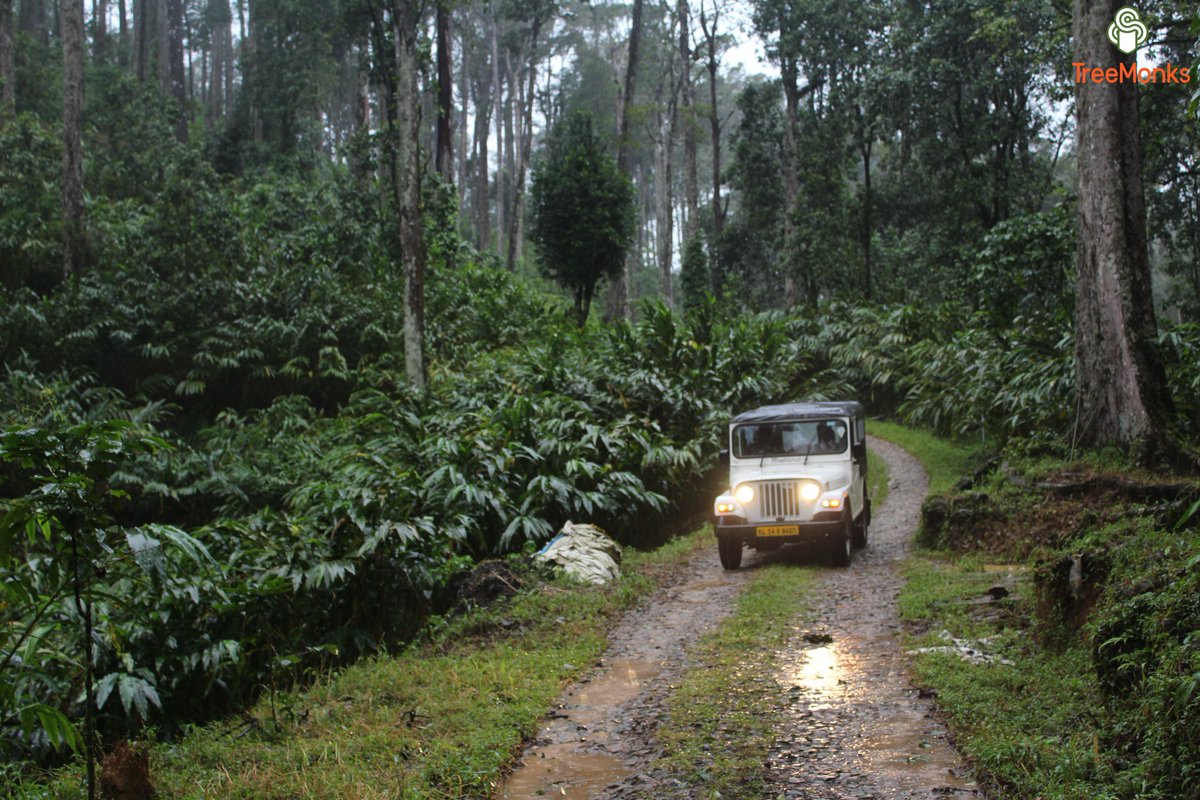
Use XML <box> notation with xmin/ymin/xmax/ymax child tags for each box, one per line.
<box><xmin>734</xmin><ymin>484</ymin><xmax>755</xmax><ymax>504</ymax></box>
<box><xmin>799</xmin><ymin>481</ymin><xmax>821</xmax><ymax>502</ymax></box>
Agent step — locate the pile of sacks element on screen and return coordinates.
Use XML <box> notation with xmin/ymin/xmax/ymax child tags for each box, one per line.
<box><xmin>534</xmin><ymin>522</ymin><xmax>622</xmax><ymax>585</ymax></box>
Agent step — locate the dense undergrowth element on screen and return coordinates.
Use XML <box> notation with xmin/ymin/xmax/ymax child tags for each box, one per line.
<box><xmin>901</xmin><ymin>437</ymin><xmax>1200</xmax><ymax>799</ymax></box>
<box><xmin>3</xmin><ymin>99</ymin><xmax>1200</xmax><ymax>787</ymax></box>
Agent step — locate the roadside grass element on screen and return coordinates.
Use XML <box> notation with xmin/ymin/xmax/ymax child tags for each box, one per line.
<box><xmin>28</xmin><ymin>528</ymin><xmax>712</xmax><ymax>800</ymax></box>
<box><xmin>869</xmin><ymin>419</ymin><xmax>983</xmax><ymax>493</ymax></box>
<box><xmin>898</xmin><ymin>556</ymin><xmax>1110</xmax><ymax>800</ymax></box>
<box><xmin>879</xmin><ymin>422</ymin><xmax>1200</xmax><ymax>799</ymax></box>
<box><xmin>867</xmin><ymin>442</ymin><xmax>889</xmax><ymax>512</ymax></box>
<box><xmin>656</xmin><ymin>562</ymin><xmax>816</xmax><ymax>799</ymax></box>
<box><xmin>876</xmin><ymin>420</ymin><xmax>1106</xmax><ymax>798</ymax></box>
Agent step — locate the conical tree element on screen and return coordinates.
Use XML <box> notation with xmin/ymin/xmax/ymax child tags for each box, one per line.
<box><xmin>529</xmin><ymin>111</ymin><xmax>635</xmax><ymax>327</ymax></box>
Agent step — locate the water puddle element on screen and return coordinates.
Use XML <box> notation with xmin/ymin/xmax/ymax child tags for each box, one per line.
<box><xmin>573</xmin><ymin>658</ymin><xmax>661</xmax><ymax>709</ymax></box>
<box><xmin>788</xmin><ymin>643</ymin><xmax>849</xmax><ymax>709</ymax></box>
<box><xmin>496</xmin><ymin>746</ymin><xmax>630</xmax><ymax>799</ymax></box>
<box><xmin>862</xmin><ymin>727</ymin><xmax>978</xmax><ymax>791</ymax></box>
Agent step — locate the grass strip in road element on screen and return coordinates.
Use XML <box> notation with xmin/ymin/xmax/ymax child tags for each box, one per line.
<box><xmin>656</xmin><ymin>562</ymin><xmax>816</xmax><ymax>799</ymax></box>
<box><xmin>26</xmin><ymin>528</ymin><xmax>712</xmax><ymax>800</ymax></box>
<box><xmin>655</xmin><ymin>445</ymin><xmax>889</xmax><ymax>798</ymax></box>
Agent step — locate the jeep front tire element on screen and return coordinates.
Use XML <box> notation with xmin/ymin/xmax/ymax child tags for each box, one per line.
<box><xmin>718</xmin><ymin>536</ymin><xmax>743</xmax><ymax>570</ymax></box>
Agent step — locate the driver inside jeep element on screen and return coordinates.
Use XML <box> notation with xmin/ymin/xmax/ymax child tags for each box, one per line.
<box><xmin>814</xmin><ymin>421</ymin><xmax>847</xmax><ymax>453</ymax></box>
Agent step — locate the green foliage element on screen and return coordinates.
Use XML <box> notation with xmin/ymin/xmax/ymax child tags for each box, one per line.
<box><xmin>529</xmin><ymin>111</ymin><xmax>635</xmax><ymax>326</ymax></box>
<box><xmin>0</xmin><ymin>115</ymin><xmax>62</xmax><ymax>292</ymax></box>
<box><xmin>0</xmin><ymin>421</ymin><xmax>206</xmax><ymax>762</ymax></box>
<box><xmin>737</xmin><ymin>0</ymin><xmax>1068</xmax><ymax>308</ymax></box>
<box><xmin>793</xmin><ymin>302</ymin><xmax>1075</xmax><ymax>442</ymax></box>
<box><xmin>969</xmin><ymin>206</ymin><xmax>1075</xmax><ymax>327</ymax></box>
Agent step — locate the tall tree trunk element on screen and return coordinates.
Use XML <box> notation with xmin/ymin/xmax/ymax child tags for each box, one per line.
<box><xmin>183</xmin><ymin>4</ymin><xmax>193</xmax><ymax>102</ymax></box>
<box><xmin>435</xmin><ymin>0</ymin><xmax>453</xmax><ymax>180</ymax></box>
<box><xmin>490</xmin><ymin>5</ymin><xmax>504</xmax><ymax>250</ymax></box>
<box><xmin>156</xmin><ymin>0</ymin><xmax>168</xmax><ymax>88</ymax></box>
<box><xmin>134</xmin><ymin>0</ymin><xmax>148</xmax><ymax>80</ymax></box>
<box><xmin>208</xmin><ymin>18</ymin><xmax>222</xmax><ymax>125</ymax></box>
<box><xmin>678</xmin><ymin>0</ymin><xmax>697</xmax><ymax>240</ymax></box>
<box><xmin>608</xmin><ymin>0</ymin><xmax>643</xmax><ymax>318</ymax></box>
<box><xmin>473</xmin><ymin>76</ymin><xmax>490</xmax><ymax>249</ymax></box>
<box><xmin>18</xmin><ymin>0</ymin><xmax>48</xmax><ymax>46</ymax></box>
<box><xmin>395</xmin><ymin>0</ymin><xmax>425</xmax><ymax>389</ymax></box>
<box><xmin>0</xmin><ymin>0</ymin><xmax>14</xmax><ymax>123</ymax></box>
<box><xmin>779</xmin><ymin>62</ymin><xmax>815</xmax><ymax>308</ymax></box>
<box><xmin>94</xmin><ymin>0</ymin><xmax>108</xmax><ymax>59</ymax></box>
<box><xmin>457</xmin><ymin>26</ymin><xmax>470</xmax><ymax>212</ymax></box>
<box><xmin>244</xmin><ymin>0</ymin><xmax>260</xmax><ymax>143</ymax></box>
<box><xmin>502</xmin><ymin>52</ymin><xmax>515</xmax><ymax>260</ymax></box>
<box><xmin>699</xmin><ymin>3</ymin><xmax>722</xmax><ymax>238</ymax></box>
<box><xmin>165</xmin><ymin>0</ymin><xmax>186</xmax><ymax>141</ymax></box>
<box><xmin>780</xmin><ymin>59</ymin><xmax>801</xmax><ymax>308</ymax></box>
<box><xmin>223</xmin><ymin>21</ymin><xmax>232</xmax><ymax>118</ymax></box>
<box><xmin>654</xmin><ymin>104</ymin><xmax>674</xmax><ymax>307</ymax></box>
<box><xmin>860</xmin><ymin>135</ymin><xmax>872</xmax><ymax>299</ymax></box>
<box><xmin>200</xmin><ymin>44</ymin><xmax>207</xmax><ymax>117</ymax></box>
<box><xmin>351</xmin><ymin>61</ymin><xmax>371</xmax><ymax>182</ymax></box>
<box><xmin>117</xmin><ymin>0</ymin><xmax>126</xmax><ymax>63</ymax></box>
<box><xmin>508</xmin><ymin>63</ymin><xmax>523</xmax><ymax>262</ymax></box>
<box><xmin>505</xmin><ymin>24</ymin><xmax>540</xmax><ymax>272</ymax></box>
<box><xmin>1072</xmin><ymin>0</ymin><xmax>1174</xmax><ymax>457</ymax></box>
<box><xmin>62</xmin><ymin>0</ymin><xmax>88</xmax><ymax>279</ymax></box>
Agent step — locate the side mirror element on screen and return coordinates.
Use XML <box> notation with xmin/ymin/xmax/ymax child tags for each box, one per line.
<box><xmin>851</xmin><ymin>442</ymin><xmax>866</xmax><ymax>461</ymax></box>
<box><xmin>718</xmin><ymin>449</ymin><xmax>730</xmax><ymax>466</ymax></box>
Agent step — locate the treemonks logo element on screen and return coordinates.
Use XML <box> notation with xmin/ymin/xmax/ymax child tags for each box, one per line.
<box><xmin>1072</xmin><ymin>6</ymin><xmax>1190</xmax><ymax>84</ymax></box>
<box><xmin>1107</xmin><ymin>7</ymin><xmax>1148</xmax><ymax>54</ymax></box>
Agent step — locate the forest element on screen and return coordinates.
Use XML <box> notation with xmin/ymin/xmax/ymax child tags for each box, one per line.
<box><xmin>1</xmin><ymin>0</ymin><xmax>1199</xmax><ymax>796</ymax></box>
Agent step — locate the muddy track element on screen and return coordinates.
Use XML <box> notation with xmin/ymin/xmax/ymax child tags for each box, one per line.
<box><xmin>495</xmin><ymin>438</ymin><xmax>978</xmax><ymax>800</ymax></box>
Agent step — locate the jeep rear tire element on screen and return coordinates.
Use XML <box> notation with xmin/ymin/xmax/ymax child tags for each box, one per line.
<box><xmin>851</xmin><ymin>504</ymin><xmax>868</xmax><ymax>549</ymax></box>
<box><xmin>851</xmin><ymin>516</ymin><xmax>868</xmax><ymax>549</ymax></box>
<box><xmin>718</xmin><ymin>537</ymin><xmax>743</xmax><ymax>570</ymax></box>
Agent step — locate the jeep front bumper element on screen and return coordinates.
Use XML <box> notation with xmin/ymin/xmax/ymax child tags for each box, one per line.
<box><xmin>713</xmin><ymin>512</ymin><xmax>845</xmax><ymax>545</ymax></box>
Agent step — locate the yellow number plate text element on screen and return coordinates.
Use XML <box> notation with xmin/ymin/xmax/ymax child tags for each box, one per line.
<box><xmin>756</xmin><ymin>525</ymin><xmax>800</xmax><ymax>537</ymax></box>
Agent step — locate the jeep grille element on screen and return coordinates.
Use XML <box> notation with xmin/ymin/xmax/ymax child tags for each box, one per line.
<box><xmin>756</xmin><ymin>480</ymin><xmax>804</xmax><ymax>518</ymax></box>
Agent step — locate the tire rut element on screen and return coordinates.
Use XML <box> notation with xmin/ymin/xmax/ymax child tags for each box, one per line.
<box><xmin>495</xmin><ymin>542</ymin><xmax>752</xmax><ymax>799</ymax></box>
<box><xmin>761</xmin><ymin>437</ymin><xmax>979</xmax><ymax>799</ymax></box>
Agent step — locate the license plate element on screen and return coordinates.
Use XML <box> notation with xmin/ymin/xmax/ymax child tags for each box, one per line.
<box><xmin>756</xmin><ymin>525</ymin><xmax>800</xmax><ymax>537</ymax></box>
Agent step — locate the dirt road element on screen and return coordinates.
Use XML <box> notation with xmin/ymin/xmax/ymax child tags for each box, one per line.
<box><xmin>496</xmin><ymin>438</ymin><xmax>979</xmax><ymax>799</ymax></box>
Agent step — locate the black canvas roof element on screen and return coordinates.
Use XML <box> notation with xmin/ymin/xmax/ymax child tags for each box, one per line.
<box><xmin>731</xmin><ymin>401</ymin><xmax>864</xmax><ymax>424</ymax></box>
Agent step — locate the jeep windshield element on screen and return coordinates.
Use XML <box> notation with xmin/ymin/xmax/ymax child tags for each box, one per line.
<box><xmin>732</xmin><ymin>418</ymin><xmax>848</xmax><ymax>458</ymax></box>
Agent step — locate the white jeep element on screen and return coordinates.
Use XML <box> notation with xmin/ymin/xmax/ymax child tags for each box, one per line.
<box><xmin>712</xmin><ymin>401</ymin><xmax>870</xmax><ymax>569</ymax></box>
